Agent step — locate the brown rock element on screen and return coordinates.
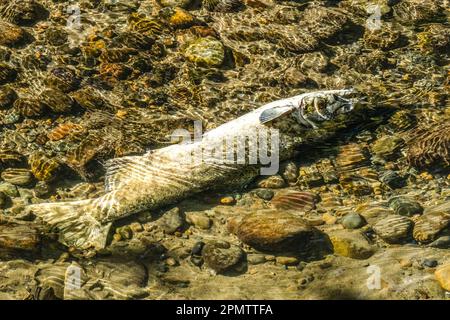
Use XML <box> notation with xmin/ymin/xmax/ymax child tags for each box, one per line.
<box><xmin>0</xmin><ymin>21</ymin><xmax>29</xmax><ymax>47</ymax></box>
<box><xmin>413</xmin><ymin>202</ymin><xmax>450</xmax><ymax>243</ymax></box>
<box><xmin>0</xmin><ymin>223</ymin><xmax>40</xmax><ymax>251</ymax></box>
<box><xmin>434</xmin><ymin>263</ymin><xmax>450</xmax><ymax>291</ymax></box>
<box><xmin>230</xmin><ymin>209</ymin><xmax>316</xmax><ymax>252</ymax></box>
<box><xmin>328</xmin><ymin>230</ymin><xmax>374</xmax><ymax>259</ymax></box>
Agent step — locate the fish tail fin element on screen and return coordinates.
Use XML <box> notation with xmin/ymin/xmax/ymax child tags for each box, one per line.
<box><xmin>27</xmin><ymin>199</ymin><xmax>112</xmax><ymax>250</ymax></box>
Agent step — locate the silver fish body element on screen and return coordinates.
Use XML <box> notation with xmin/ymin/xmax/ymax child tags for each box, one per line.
<box><xmin>28</xmin><ymin>89</ymin><xmax>356</xmax><ymax>249</ymax></box>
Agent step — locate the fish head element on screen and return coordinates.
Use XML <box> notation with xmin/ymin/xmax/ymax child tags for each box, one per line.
<box><xmin>295</xmin><ymin>89</ymin><xmax>356</xmax><ymax>128</ymax></box>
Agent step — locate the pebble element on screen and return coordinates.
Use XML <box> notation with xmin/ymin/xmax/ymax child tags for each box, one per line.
<box><xmin>191</xmin><ymin>241</ymin><xmax>205</xmax><ymax>256</ymax></box>
<box><xmin>322</xmin><ymin>212</ymin><xmax>337</xmax><ymax>225</ymax></box>
<box><xmin>202</xmin><ymin>241</ymin><xmax>245</xmax><ymax>274</ymax></box>
<box><xmin>0</xmin><ymin>191</ymin><xmax>9</xmax><ymax>208</ymax></box>
<box><xmin>427</xmin><ymin>236</ymin><xmax>450</xmax><ymax>249</ymax></box>
<box><xmin>341</xmin><ymin>213</ymin><xmax>366</xmax><ymax>229</ymax></box>
<box><xmin>220</xmin><ymin>196</ymin><xmax>235</xmax><ymax>205</ymax></box>
<box><xmin>422</xmin><ymin>259</ymin><xmax>438</xmax><ymax>268</ymax></box>
<box><xmin>373</xmin><ymin>215</ymin><xmax>413</xmax><ymax>243</ymax></box>
<box><xmin>165</xmin><ymin>257</ymin><xmax>178</xmax><ymax>266</ymax></box>
<box><xmin>0</xmin><ymin>223</ymin><xmax>40</xmax><ymax>251</ymax></box>
<box><xmin>328</xmin><ymin>230</ymin><xmax>374</xmax><ymax>259</ymax></box>
<box><xmin>184</xmin><ymin>37</ymin><xmax>225</xmax><ymax>68</ymax></box>
<box><xmin>157</xmin><ymin>207</ymin><xmax>184</xmax><ymax>234</ymax></box>
<box><xmin>388</xmin><ymin>196</ymin><xmax>423</xmax><ymax>217</ymax></box>
<box><xmin>413</xmin><ymin>202</ymin><xmax>450</xmax><ymax>243</ymax></box>
<box><xmin>434</xmin><ymin>263</ymin><xmax>450</xmax><ymax>291</ymax></box>
<box><xmin>280</xmin><ymin>161</ymin><xmax>298</xmax><ymax>183</ymax></box>
<box><xmin>275</xmin><ymin>256</ymin><xmax>299</xmax><ymax>266</ymax></box>
<box><xmin>0</xmin><ymin>21</ymin><xmax>29</xmax><ymax>47</ymax></box>
<box><xmin>254</xmin><ymin>189</ymin><xmax>274</xmax><ymax>200</ymax></box>
<box><xmin>186</xmin><ymin>212</ymin><xmax>212</xmax><ymax>229</ymax></box>
<box><xmin>1</xmin><ymin>168</ymin><xmax>33</xmax><ymax>186</ymax></box>
<box><xmin>229</xmin><ymin>210</ymin><xmax>316</xmax><ymax>252</ymax></box>
<box><xmin>247</xmin><ymin>253</ymin><xmax>266</xmax><ymax>265</ymax></box>
<box><xmin>130</xmin><ymin>222</ymin><xmax>143</xmax><ymax>233</ymax></box>
<box><xmin>256</xmin><ymin>175</ymin><xmax>286</xmax><ymax>189</ymax></box>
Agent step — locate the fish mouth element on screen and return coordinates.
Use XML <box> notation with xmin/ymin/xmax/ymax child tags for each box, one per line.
<box><xmin>302</xmin><ymin>89</ymin><xmax>357</xmax><ymax>123</ymax></box>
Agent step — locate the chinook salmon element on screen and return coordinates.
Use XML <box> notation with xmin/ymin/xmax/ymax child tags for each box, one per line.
<box><xmin>27</xmin><ymin>89</ymin><xmax>356</xmax><ymax>249</ymax></box>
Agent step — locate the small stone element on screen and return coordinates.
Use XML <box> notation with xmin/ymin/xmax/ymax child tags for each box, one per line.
<box><xmin>422</xmin><ymin>259</ymin><xmax>438</xmax><ymax>268</ymax></box>
<box><xmin>399</xmin><ymin>259</ymin><xmax>412</xmax><ymax>268</ymax></box>
<box><xmin>0</xmin><ymin>87</ymin><xmax>17</xmax><ymax>109</ymax></box>
<box><xmin>255</xmin><ymin>189</ymin><xmax>274</xmax><ymax>200</ymax></box>
<box><xmin>186</xmin><ymin>212</ymin><xmax>212</xmax><ymax>229</ymax></box>
<box><xmin>428</xmin><ymin>236</ymin><xmax>450</xmax><ymax>249</ymax></box>
<box><xmin>256</xmin><ymin>175</ymin><xmax>286</xmax><ymax>189</ymax></box>
<box><xmin>322</xmin><ymin>212</ymin><xmax>337</xmax><ymax>225</ymax></box>
<box><xmin>166</xmin><ymin>257</ymin><xmax>178</xmax><ymax>266</ymax></box>
<box><xmin>435</xmin><ymin>263</ymin><xmax>450</xmax><ymax>291</ymax></box>
<box><xmin>247</xmin><ymin>253</ymin><xmax>266</xmax><ymax>265</ymax></box>
<box><xmin>190</xmin><ymin>255</ymin><xmax>203</xmax><ymax>266</ymax></box>
<box><xmin>130</xmin><ymin>222</ymin><xmax>143</xmax><ymax>233</ymax></box>
<box><xmin>117</xmin><ymin>226</ymin><xmax>132</xmax><ymax>240</ymax></box>
<box><xmin>0</xmin><ymin>191</ymin><xmax>9</xmax><ymax>208</ymax></box>
<box><xmin>202</xmin><ymin>241</ymin><xmax>245</xmax><ymax>274</ymax></box>
<box><xmin>281</xmin><ymin>161</ymin><xmax>298</xmax><ymax>183</ymax></box>
<box><xmin>184</xmin><ymin>37</ymin><xmax>225</xmax><ymax>68</ymax></box>
<box><xmin>1</xmin><ymin>168</ymin><xmax>33</xmax><ymax>186</ymax></box>
<box><xmin>220</xmin><ymin>196</ymin><xmax>235</xmax><ymax>205</ymax></box>
<box><xmin>191</xmin><ymin>241</ymin><xmax>205</xmax><ymax>256</ymax></box>
<box><xmin>276</xmin><ymin>256</ymin><xmax>299</xmax><ymax>266</ymax></box>
<box><xmin>380</xmin><ymin>170</ymin><xmax>406</xmax><ymax>189</ymax></box>
<box><xmin>158</xmin><ymin>207</ymin><xmax>184</xmax><ymax>234</ymax></box>
<box><xmin>33</xmin><ymin>181</ymin><xmax>51</xmax><ymax>198</ymax></box>
<box><xmin>0</xmin><ymin>223</ymin><xmax>40</xmax><ymax>251</ymax></box>
<box><xmin>113</xmin><ymin>233</ymin><xmax>122</xmax><ymax>242</ymax></box>
<box><xmin>341</xmin><ymin>213</ymin><xmax>366</xmax><ymax>229</ymax></box>
<box><xmin>0</xmin><ymin>183</ymin><xmax>18</xmax><ymax>198</ymax></box>
<box><xmin>372</xmin><ymin>135</ymin><xmax>404</xmax><ymax>159</ymax></box>
<box><xmin>158</xmin><ymin>0</ymin><xmax>193</xmax><ymax>8</ymax></box>
<box><xmin>373</xmin><ymin>215</ymin><xmax>413</xmax><ymax>243</ymax></box>
<box><xmin>0</xmin><ymin>21</ymin><xmax>29</xmax><ymax>47</ymax></box>
<box><xmin>329</xmin><ymin>230</ymin><xmax>374</xmax><ymax>259</ymax></box>
<box><xmin>413</xmin><ymin>202</ymin><xmax>450</xmax><ymax>243</ymax></box>
<box><xmin>230</xmin><ymin>210</ymin><xmax>316</xmax><ymax>252</ymax></box>
<box><xmin>388</xmin><ymin>196</ymin><xmax>423</xmax><ymax>217</ymax></box>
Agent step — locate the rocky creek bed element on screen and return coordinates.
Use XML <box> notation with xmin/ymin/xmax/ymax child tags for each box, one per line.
<box><xmin>0</xmin><ymin>0</ymin><xmax>449</xmax><ymax>299</ymax></box>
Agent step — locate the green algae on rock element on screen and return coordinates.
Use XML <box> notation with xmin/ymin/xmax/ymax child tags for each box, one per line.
<box><xmin>184</xmin><ymin>37</ymin><xmax>225</xmax><ymax>68</ymax></box>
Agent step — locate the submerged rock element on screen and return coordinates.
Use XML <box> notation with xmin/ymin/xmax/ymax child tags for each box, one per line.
<box><xmin>434</xmin><ymin>263</ymin><xmax>450</xmax><ymax>291</ymax></box>
<box><xmin>328</xmin><ymin>230</ymin><xmax>374</xmax><ymax>260</ymax></box>
<box><xmin>229</xmin><ymin>210</ymin><xmax>316</xmax><ymax>253</ymax></box>
<box><xmin>202</xmin><ymin>241</ymin><xmax>245</xmax><ymax>274</ymax></box>
<box><xmin>413</xmin><ymin>202</ymin><xmax>450</xmax><ymax>243</ymax></box>
<box><xmin>373</xmin><ymin>215</ymin><xmax>413</xmax><ymax>244</ymax></box>
<box><xmin>184</xmin><ymin>37</ymin><xmax>225</xmax><ymax>68</ymax></box>
<box><xmin>158</xmin><ymin>207</ymin><xmax>184</xmax><ymax>234</ymax></box>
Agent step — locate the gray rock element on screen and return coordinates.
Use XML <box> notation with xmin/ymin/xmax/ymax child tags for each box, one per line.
<box><xmin>202</xmin><ymin>241</ymin><xmax>245</xmax><ymax>273</ymax></box>
<box><xmin>255</xmin><ymin>189</ymin><xmax>274</xmax><ymax>200</ymax></box>
<box><xmin>186</xmin><ymin>212</ymin><xmax>212</xmax><ymax>229</ymax></box>
<box><xmin>157</xmin><ymin>207</ymin><xmax>184</xmax><ymax>234</ymax></box>
<box><xmin>427</xmin><ymin>236</ymin><xmax>450</xmax><ymax>249</ymax></box>
<box><xmin>247</xmin><ymin>253</ymin><xmax>266</xmax><ymax>265</ymax></box>
<box><xmin>0</xmin><ymin>182</ymin><xmax>19</xmax><ymax>197</ymax></box>
<box><xmin>373</xmin><ymin>215</ymin><xmax>413</xmax><ymax>243</ymax></box>
<box><xmin>341</xmin><ymin>213</ymin><xmax>366</xmax><ymax>229</ymax></box>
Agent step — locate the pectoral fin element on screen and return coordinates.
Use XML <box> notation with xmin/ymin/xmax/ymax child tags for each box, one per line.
<box><xmin>259</xmin><ymin>105</ymin><xmax>294</xmax><ymax>124</ymax></box>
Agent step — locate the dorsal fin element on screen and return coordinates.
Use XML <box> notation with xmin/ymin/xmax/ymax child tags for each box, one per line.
<box><xmin>259</xmin><ymin>105</ymin><xmax>295</xmax><ymax>124</ymax></box>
